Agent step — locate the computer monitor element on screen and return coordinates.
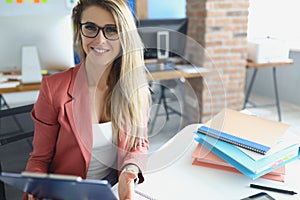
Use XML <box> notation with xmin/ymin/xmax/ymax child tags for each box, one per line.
<box><xmin>0</xmin><ymin>15</ymin><xmax>74</xmax><ymax>73</ymax></box>
<box><xmin>136</xmin><ymin>18</ymin><xmax>188</xmax><ymax>60</ymax></box>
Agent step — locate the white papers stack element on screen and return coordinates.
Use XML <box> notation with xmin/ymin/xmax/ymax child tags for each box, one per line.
<box><xmin>0</xmin><ymin>81</ymin><xmax>20</xmax><ymax>88</ymax></box>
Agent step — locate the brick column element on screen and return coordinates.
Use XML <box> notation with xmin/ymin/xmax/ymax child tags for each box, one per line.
<box><xmin>186</xmin><ymin>0</ymin><xmax>249</xmax><ymax>122</ymax></box>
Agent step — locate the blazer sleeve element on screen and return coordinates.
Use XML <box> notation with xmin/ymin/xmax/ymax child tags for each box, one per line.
<box><xmin>25</xmin><ymin>76</ymin><xmax>60</xmax><ymax>173</ymax></box>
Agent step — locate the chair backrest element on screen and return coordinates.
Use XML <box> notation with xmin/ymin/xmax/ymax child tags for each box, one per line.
<box><xmin>0</xmin><ymin>104</ymin><xmax>33</xmax><ymax>117</ymax></box>
<box><xmin>0</xmin><ymin>162</ymin><xmax>6</xmax><ymax>200</ymax></box>
<box><xmin>0</xmin><ymin>104</ymin><xmax>34</xmax><ymax>146</ymax></box>
<box><xmin>0</xmin><ymin>104</ymin><xmax>34</xmax><ymax>200</ymax></box>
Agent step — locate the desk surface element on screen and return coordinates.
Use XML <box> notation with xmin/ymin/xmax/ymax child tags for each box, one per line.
<box><xmin>0</xmin><ymin>82</ymin><xmax>40</xmax><ymax>94</ymax></box>
<box><xmin>0</xmin><ymin>64</ymin><xmax>210</xmax><ymax>94</ymax></box>
<box><xmin>146</xmin><ymin>64</ymin><xmax>211</xmax><ymax>81</ymax></box>
<box><xmin>137</xmin><ymin>124</ymin><xmax>300</xmax><ymax>199</ymax></box>
<box><xmin>247</xmin><ymin>59</ymin><xmax>294</xmax><ymax>69</ymax></box>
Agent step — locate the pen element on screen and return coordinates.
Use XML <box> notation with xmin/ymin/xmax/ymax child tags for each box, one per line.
<box><xmin>250</xmin><ymin>184</ymin><xmax>297</xmax><ymax>195</ymax></box>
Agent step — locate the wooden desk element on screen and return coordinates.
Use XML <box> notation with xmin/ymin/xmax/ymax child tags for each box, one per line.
<box><xmin>0</xmin><ymin>82</ymin><xmax>40</xmax><ymax>109</ymax></box>
<box><xmin>244</xmin><ymin>59</ymin><xmax>294</xmax><ymax>121</ymax></box>
<box><xmin>0</xmin><ymin>65</ymin><xmax>209</xmax><ymax>110</ymax></box>
<box><xmin>0</xmin><ymin>82</ymin><xmax>40</xmax><ymax>94</ymax></box>
<box><xmin>147</xmin><ymin>67</ymin><xmax>210</xmax><ymax>81</ymax></box>
<box><xmin>246</xmin><ymin>59</ymin><xmax>294</xmax><ymax>69</ymax></box>
<box><xmin>145</xmin><ymin>59</ymin><xmax>211</xmax><ymax>81</ymax></box>
<box><xmin>1</xmin><ymin>64</ymin><xmax>209</xmax><ymax>91</ymax></box>
<box><xmin>0</xmin><ymin>66</ymin><xmax>209</xmax><ymax>93</ymax></box>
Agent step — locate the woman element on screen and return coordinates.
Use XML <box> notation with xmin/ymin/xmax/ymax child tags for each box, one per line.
<box><xmin>24</xmin><ymin>0</ymin><xmax>150</xmax><ymax>199</ymax></box>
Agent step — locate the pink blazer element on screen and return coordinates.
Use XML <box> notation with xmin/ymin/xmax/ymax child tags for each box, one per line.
<box><xmin>25</xmin><ymin>63</ymin><xmax>149</xmax><ymax>182</ymax></box>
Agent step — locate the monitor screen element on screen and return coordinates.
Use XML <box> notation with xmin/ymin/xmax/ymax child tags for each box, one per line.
<box><xmin>136</xmin><ymin>18</ymin><xmax>188</xmax><ymax>60</ymax></box>
<box><xmin>0</xmin><ymin>15</ymin><xmax>74</xmax><ymax>72</ymax></box>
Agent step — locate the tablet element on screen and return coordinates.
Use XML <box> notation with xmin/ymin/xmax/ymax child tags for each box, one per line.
<box><xmin>0</xmin><ymin>171</ymin><xmax>117</xmax><ymax>200</ymax></box>
<box><xmin>241</xmin><ymin>192</ymin><xmax>275</xmax><ymax>200</ymax></box>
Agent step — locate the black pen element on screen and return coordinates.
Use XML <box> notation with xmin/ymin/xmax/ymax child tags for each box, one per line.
<box><xmin>250</xmin><ymin>184</ymin><xmax>298</xmax><ymax>195</ymax></box>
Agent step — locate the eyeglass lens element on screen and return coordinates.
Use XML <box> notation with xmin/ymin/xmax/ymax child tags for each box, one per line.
<box><xmin>80</xmin><ymin>22</ymin><xmax>118</xmax><ymax>40</ymax></box>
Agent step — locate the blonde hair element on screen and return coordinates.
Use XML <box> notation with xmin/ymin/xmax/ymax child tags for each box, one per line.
<box><xmin>72</xmin><ymin>0</ymin><xmax>150</xmax><ymax>150</ymax></box>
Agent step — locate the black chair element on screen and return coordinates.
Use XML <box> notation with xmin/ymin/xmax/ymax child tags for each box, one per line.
<box><xmin>148</xmin><ymin>79</ymin><xmax>190</xmax><ymax>135</ymax></box>
<box><xmin>0</xmin><ymin>162</ymin><xmax>6</xmax><ymax>200</ymax></box>
<box><xmin>0</xmin><ymin>104</ymin><xmax>34</xmax><ymax>200</ymax></box>
<box><xmin>0</xmin><ymin>104</ymin><xmax>34</xmax><ymax>146</ymax></box>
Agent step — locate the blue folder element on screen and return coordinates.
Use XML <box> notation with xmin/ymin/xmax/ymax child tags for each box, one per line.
<box><xmin>198</xmin><ymin>126</ymin><xmax>270</xmax><ymax>154</ymax></box>
<box><xmin>195</xmin><ymin>133</ymin><xmax>300</xmax><ymax>179</ymax></box>
<box><xmin>0</xmin><ymin>172</ymin><xmax>117</xmax><ymax>200</ymax></box>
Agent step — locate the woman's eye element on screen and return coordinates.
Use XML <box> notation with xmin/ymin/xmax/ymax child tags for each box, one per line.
<box><xmin>106</xmin><ymin>26</ymin><xmax>117</xmax><ymax>34</ymax></box>
<box><xmin>85</xmin><ymin>24</ymin><xmax>98</xmax><ymax>31</ymax></box>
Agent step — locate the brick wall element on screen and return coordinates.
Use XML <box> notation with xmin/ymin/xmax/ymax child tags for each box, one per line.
<box><xmin>186</xmin><ymin>0</ymin><xmax>249</xmax><ymax>122</ymax></box>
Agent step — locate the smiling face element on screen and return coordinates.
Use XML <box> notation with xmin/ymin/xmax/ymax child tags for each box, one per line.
<box><xmin>80</xmin><ymin>6</ymin><xmax>121</xmax><ymax>67</ymax></box>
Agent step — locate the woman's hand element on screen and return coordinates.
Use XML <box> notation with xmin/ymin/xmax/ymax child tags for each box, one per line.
<box><xmin>118</xmin><ymin>170</ymin><xmax>138</xmax><ymax>200</ymax></box>
<box><xmin>28</xmin><ymin>194</ymin><xmax>40</xmax><ymax>200</ymax></box>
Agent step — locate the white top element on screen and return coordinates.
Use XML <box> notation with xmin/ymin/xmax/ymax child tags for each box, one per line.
<box><xmin>86</xmin><ymin>121</ymin><xmax>117</xmax><ymax>180</ymax></box>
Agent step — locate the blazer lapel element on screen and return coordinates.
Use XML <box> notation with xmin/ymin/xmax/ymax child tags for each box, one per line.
<box><xmin>65</xmin><ymin>63</ymin><xmax>92</xmax><ymax>172</ymax></box>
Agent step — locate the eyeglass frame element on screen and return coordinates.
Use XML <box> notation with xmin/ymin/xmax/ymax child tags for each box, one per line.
<box><xmin>79</xmin><ymin>22</ymin><xmax>119</xmax><ymax>41</ymax></box>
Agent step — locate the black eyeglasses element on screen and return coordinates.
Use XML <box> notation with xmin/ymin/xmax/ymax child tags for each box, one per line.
<box><xmin>80</xmin><ymin>22</ymin><xmax>119</xmax><ymax>41</ymax></box>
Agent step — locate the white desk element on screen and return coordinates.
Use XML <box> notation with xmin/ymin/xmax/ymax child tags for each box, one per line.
<box><xmin>137</xmin><ymin>124</ymin><xmax>300</xmax><ymax>199</ymax></box>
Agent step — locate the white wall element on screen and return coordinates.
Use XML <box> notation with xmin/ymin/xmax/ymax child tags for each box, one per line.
<box><xmin>0</xmin><ymin>1</ymin><xmax>76</xmax><ymax>16</ymax></box>
<box><xmin>246</xmin><ymin>1</ymin><xmax>300</xmax><ymax>106</ymax></box>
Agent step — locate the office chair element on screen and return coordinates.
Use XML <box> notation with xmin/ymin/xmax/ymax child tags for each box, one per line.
<box><xmin>0</xmin><ymin>162</ymin><xmax>6</xmax><ymax>200</ymax></box>
<box><xmin>0</xmin><ymin>104</ymin><xmax>34</xmax><ymax>146</ymax></box>
<box><xmin>0</xmin><ymin>95</ymin><xmax>9</xmax><ymax>110</ymax></box>
<box><xmin>0</xmin><ymin>104</ymin><xmax>34</xmax><ymax>200</ymax></box>
<box><xmin>149</xmin><ymin>79</ymin><xmax>188</xmax><ymax>135</ymax></box>
<box><xmin>152</xmin><ymin>80</ymin><xmax>181</xmax><ymax>119</ymax></box>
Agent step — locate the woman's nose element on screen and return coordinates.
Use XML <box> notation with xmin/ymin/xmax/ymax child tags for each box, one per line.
<box><xmin>95</xmin><ymin>30</ymin><xmax>107</xmax><ymax>43</ymax></box>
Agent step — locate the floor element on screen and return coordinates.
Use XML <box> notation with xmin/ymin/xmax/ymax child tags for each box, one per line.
<box><xmin>1</xmin><ymin>92</ymin><xmax>300</xmax><ymax>199</ymax></box>
<box><xmin>244</xmin><ymin>94</ymin><xmax>300</xmax><ymax>130</ymax></box>
<box><xmin>148</xmin><ymin>93</ymin><xmax>300</xmax><ymax>152</ymax></box>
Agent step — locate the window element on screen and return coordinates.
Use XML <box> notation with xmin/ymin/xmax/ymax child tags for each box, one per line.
<box><xmin>248</xmin><ymin>0</ymin><xmax>300</xmax><ymax>50</ymax></box>
<box><xmin>148</xmin><ymin>0</ymin><xmax>186</xmax><ymax>19</ymax></box>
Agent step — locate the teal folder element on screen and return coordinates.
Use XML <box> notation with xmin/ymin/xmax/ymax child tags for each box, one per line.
<box><xmin>195</xmin><ymin>133</ymin><xmax>300</xmax><ymax>180</ymax></box>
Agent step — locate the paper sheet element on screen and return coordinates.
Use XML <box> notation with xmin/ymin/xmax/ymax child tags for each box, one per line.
<box><xmin>238</xmin><ymin>126</ymin><xmax>300</xmax><ymax>160</ymax></box>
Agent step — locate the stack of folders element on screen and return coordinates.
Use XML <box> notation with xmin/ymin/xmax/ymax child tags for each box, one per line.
<box><xmin>192</xmin><ymin>144</ymin><xmax>286</xmax><ymax>182</ymax></box>
<box><xmin>193</xmin><ymin>108</ymin><xmax>300</xmax><ymax>180</ymax></box>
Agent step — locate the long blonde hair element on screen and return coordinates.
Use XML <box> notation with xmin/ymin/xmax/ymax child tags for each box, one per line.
<box><xmin>72</xmin><ymin>0</ymin><xmax>151</xmax><ymax>150</ymax></box>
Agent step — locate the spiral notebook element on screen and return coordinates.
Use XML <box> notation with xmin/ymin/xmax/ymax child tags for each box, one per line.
<box><xmin>200</xmin><ymin>108</ymin><xmax>290</xmax><ymax>154</ymax></box>
<box><xmin>198</xmin><ymin>126</ymin><xmax>270</xmax><ymax>154</ymax></box>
